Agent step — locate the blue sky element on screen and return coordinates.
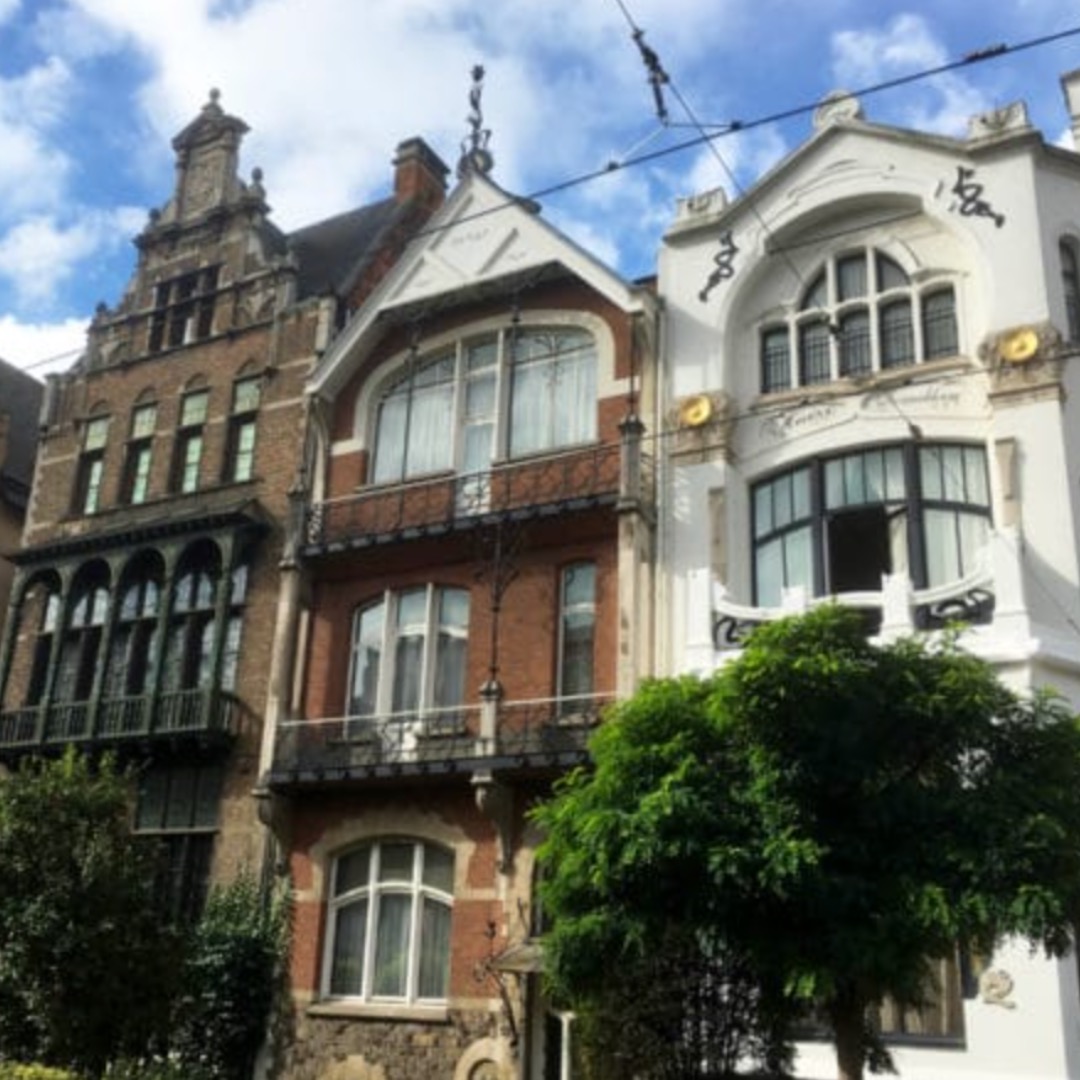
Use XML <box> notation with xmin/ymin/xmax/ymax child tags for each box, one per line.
<box><xmin>1</xmin><ymin>0</ymin><xmax>1078</xmax><ymax>376</ymax></box>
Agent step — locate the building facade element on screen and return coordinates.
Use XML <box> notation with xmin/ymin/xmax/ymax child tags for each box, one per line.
<box><xmin>0</xmin><ymin>359</ymin><xmax>43</xmax><ymax>629</ymax></box>
<box><xmin>260</xmin><ymin>157</ymin><xmax>657</xmax><ymax>1079</ymax></box>
<box><xmin>658</xmin><ymin>71</ymin><xmax>1080</xmax><ymax>1079</ymax></box>
<box><xmin>0</xmin><ymin>91</ymin><xmax>447</xmax><ymax>917</ymax></box>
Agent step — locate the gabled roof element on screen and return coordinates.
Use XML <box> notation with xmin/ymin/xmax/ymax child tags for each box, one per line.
<box><xmin>310</xmin><ymin>170</ymin><xmax>649</xmax><ymax>400</ymax></box>
<box><xmin>0</xmin><ymin>358</ymin><xmax>42</xmax><ymax>509</ymax></box>
<box><xmin>665</xmin><ymin>109</ymin><xmax>1054</xmax><ymax>248</ymax></box>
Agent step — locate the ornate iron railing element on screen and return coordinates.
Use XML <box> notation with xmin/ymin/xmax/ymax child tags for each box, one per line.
<box><xmin>270</xmin><ymin>694</ymin><xmax>614</xmax><ymax>782</ymax></box>
<box><xmin>0</xmin><ymin>688</ymin><xmax>241</xmax><ymax>751</ymax></box>
<box><xmin>305</xmin><ymin>443</ymin><xmax>627</xmax><ymax>549</ymax></box>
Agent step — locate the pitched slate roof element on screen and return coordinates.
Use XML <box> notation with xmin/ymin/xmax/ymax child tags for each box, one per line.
<box><xmin>288</xmin><ymin>197</ymin><xmax>405</xmax><ymax>300</ymax></box>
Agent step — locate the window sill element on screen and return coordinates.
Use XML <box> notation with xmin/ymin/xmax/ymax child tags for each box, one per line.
<box><xmin>307</xmin><ymin>1000</ymin><xmax>449</xmax><ymax>1023</ymax></box>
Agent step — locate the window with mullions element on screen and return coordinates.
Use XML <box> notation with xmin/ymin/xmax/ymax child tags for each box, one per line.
<box><xmin>24</xmin><ymin>582</ymin><xmax>60</xmax><ymax>707</ymax></box>
<box><xmin>758</xmin><ymin>250</ymin><xmax>958</xmax><ymax>393</ymax></box>
<box><xmin>121</xmin><ymin>403</ymin><xmax>157</xmax><ymax>505</ymax></box>
<box><xmin>325</xmin><ymin>839</ymin><xmax>454</xmax><ymax>1002</ymax></box>
<box><xmin>135</xmin><ymin>761</ymin><xmax>223</xmax><ymax>923</ymax></box>
<box><xmin>148</xmin><ymin>266</ymin><xmax>219</xmax><ymax>353</ymax></box>
<box><xmin>103</xmin><ymin>556</ymin><xmax>163</xmax><ymax>703</ymax></box>
<box><xmin>557</xmin><ymin>562</ymin><xmax>596</xmax><ymax>704</ymax></box>
<box><xmin>371</xmin><ymin>327</ymin><xmax>597</xmax><ymax>485</ymax></box>
<box><xmin>752</xmin><ymin>443</ymin><xmax>990</xmax><ymax>607</ymax></box>
<box><xmin>172</xmin><ymin>389</ymin><xmax>208</xmax><ymax>494</ymax></box>
<box><xmin>54</xmin><ymin>565</ymin><xmax>110</xmax><ymax>704</ymax></box>
<box><xmin>74</xmin><ymin>415</ymin><xmax>110</xmax><ymax>514</ymax></box>
<box><xmin>225</xmin><ymin>376</ymin><xmax>260</xmax><ymax>483</ymax></box>
<box><xmin>161</xmin><ymin>545</ymin><xmax>220</xmax><ymax>693</ymax></box>
<box><xmin>349</xmin><ymin>586</ymin><xmax>469</xmax><ymax>720</ymax></box>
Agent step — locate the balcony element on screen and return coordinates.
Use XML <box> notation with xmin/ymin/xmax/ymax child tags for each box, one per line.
<box><xmin>0</xmin><ymin>687</ymin><xmax>242</xmax><ymax>754</ymax></box>
<box><xmin>304</xmin><ymin>442</ymin><xmax>634</xmax><ymax>553</ymax></box>
<box><xmin>268</xmin><ymin>694</ymin><xmax>614</xmax><ymax>786</ymax></box>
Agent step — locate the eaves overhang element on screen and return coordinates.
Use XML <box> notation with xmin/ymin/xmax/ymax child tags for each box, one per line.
<box><xmin>12</xmin><ymin>493</ymin><xmax>270</xmax><ymax>566</ymax></box>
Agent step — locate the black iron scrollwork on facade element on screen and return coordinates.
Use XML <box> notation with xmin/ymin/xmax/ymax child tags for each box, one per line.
<box><xmin>712</xmin><ymin>612</ymin><xmax>762</xmax><ymax>650</ymax></box>
<box><xmin>917</xmin><ymin>587</ymin><xmax>996</xmax><ymax>630</ymax></box>
<box><xmin>951</xmin><ymin>166</ymin><xmax>1005</xmax><ymax>228</ymax></box>
<box><xmin>458</xmin><ymin>64</ymin><xmax>494</xmax><ymax>178</ymax></box>
<box><xmin>698</xmin><ymin>231</ymin><xmax>739</xmax><ymax>303</ymax></box>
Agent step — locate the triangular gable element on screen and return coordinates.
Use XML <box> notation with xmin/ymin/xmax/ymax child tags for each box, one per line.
<box><xmin>311</xmin><ymin>171</ymin><xmax>645</xmax><ymax>400</ymax></box>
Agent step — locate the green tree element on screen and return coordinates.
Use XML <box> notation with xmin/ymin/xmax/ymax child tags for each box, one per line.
<box><xmin>534</xmin><ymin>606</ymin><xmax>1080</xmax><ymax>1080</ymax></box>
<box><xmin>171</xmin><ymin>873</ymin><xmax>290</xmax><ymax>1080</ymax></box>
<box><xmin>0</xmin><ymin>750</ymin><xmax>179</xmax><ymax>1073</ymax></box>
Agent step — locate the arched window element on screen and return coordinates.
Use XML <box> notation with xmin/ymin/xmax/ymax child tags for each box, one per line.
<box><xmin>104</xmin><ymin>553</ymin><xmax>164</xmax><ymax>702</ymax></box>
<box><xmin>759</xmin><ymin>249</ymin><xmax>958</xmax><ymax>392</ymax></box>
<box><xmin>23</xmin><ymin>576</ymin><xmax>61</xmax><ymax>707</ymax></box>
<box><xmin>324</xmin><ymin>839</ymin><xmax>454</xmax><ymax>1002</ymax></box>
<box><xmin>349</xmin><ymin>586</ymin><xmax>469</xmax><ymax>719</ymax></box>
<box><xmin>371</xmin><ymin>327</ymin><xmax>597</xmax><ymax>486</ymax></box>
<box><xmin>162</xmin><ymin>542</ymin><xmax>220</xmax><ymax>694</ymax></box>
<box><xmin>54</xmin><ymin>563</ymin><xmax>110</xmax><ymax>705</ymax></box>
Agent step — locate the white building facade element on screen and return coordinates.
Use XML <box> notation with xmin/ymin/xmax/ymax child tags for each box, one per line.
<box><xmin>657</xmin><ymin>71</ymin><xmax>1080</xmax><ymax>1080</ymax></box>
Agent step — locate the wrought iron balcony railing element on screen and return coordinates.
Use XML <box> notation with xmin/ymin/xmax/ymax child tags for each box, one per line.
<box><xmin>269</xmin><ymin>694</ymin><xmax>614</xmax><ymax>784</ymax></box>
<box><xmin>0</xmin><ymin>687</ymin><xmax>241</xmax><ymax>752</ymax></box>
<box><xmin>304</xmin><ymin>443</ymin><xmax>632</xmax><ymax>551</ymax></box>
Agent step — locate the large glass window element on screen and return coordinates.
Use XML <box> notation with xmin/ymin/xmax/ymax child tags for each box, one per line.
<box><xmin>558</xmin><ymin>562</ymin><xmax>596</xmax><ymax>703</ymax></box>
<box><xmin>172</xmin><ymin>389</ymin><xmax>209</xmax><ymax>494</ymax></box>
<box><xmin>149</xmin><ymin>266</ymin><xmax>219</xmax><ymax>353</ymax></box>
<box><xmin>752</xmin><ymin>443</ymin><xmax>990</xmax><ymax>606</ymax></box>
<box><xmin>759</xmin><ymin>249</ymin><xmax>958</xmax><ymax>393</ymax></box>
<box><xmin>74</xmin><ymin>415</ymin><xmax>110</xmax><ymax>515</ymax></box>
<box><xmin>104</xmin><ymin>555</ymin><xmax>163</xmax><ymax>700</ymax></box>
<box><xmin>54</xmin><ymin>565</ymin><xmax>110</xmax><ymax>704</ymax></box>
<box><xmin>225</xmin><ymin>376</ymin><xmax>261</xmax><ymax>483</ymax></box>
<box><xmin>348</xmin><ymin>586</ymin><xmax>469</xmax><ymax>719</ymax></box>
<box><xmin>371</xmin><ymin>327</ymin><xmax>597</xmax><ymax>485</ymax></box>
<box><xmin>325</xmin><ymin>839</ymin><xmax>454</xmax><ymax>1003</ymax></box>
<box><xmin>162</xmin><ymin>544</ymin><xmax>220</xmax><ymax>693</ymax></box>
<box><xmin>121</xmin><ymin>403</ymin><xmax>157</xmax><ymax>505</ymax></box>
<box><xmin>135</xmin><ymin>761</ymin><xmax>223</xmax><ymax>923</ymax></box>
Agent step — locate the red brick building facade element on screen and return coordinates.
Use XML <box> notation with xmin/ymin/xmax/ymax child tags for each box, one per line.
<box><xmin>262</xmin><ymin>166</ymin><xmax>657</xmax><ymax>1079</ymax></box>
<box><xmin>0</xmin><ymin>91</ymin><xmax>447</xmax><ymax>915</ymax></box>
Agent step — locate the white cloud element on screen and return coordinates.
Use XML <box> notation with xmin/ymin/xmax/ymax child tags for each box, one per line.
<box><xmin>0</xmin><ymin>0</ymin><xmax>20</xmax><ymax>27</ymax></box>
<box><xmin>0</xmin><ymin>58</ymin><xmax>75</xmax><ymax>218</ymax></box>
<box><xmin>829</xmin><ymin>14</ymin><xmax>993</xmax><ymax>137</ymax></box>
<box><xmin>0</xmin><ymin>315</ymin><xmax>87</xmax><ymax>375</ymax></box>
<box><xmin>0</xmin><ymin>207</ymin><xmax>145</xmax><ymax>308</ymax></box>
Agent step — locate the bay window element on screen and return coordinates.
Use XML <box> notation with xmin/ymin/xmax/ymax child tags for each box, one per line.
<box><xmin>752</xmin><ymin>442</ymin><xmax>990</xmax><ymax>607</ymax></box>
<box><xmin>325</xmin><ymin>839</ymin><xmax>454</xmax><ymax>1003</ymax></box>
<box><xmin>371</xmin><ymin>327</ymin><xmax>597</xmax><ymax>486</ymax></box>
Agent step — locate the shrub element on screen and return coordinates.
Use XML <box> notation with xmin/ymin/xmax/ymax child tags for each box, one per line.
<box><xmin>171</xmin><ymin>874</ymin><xmax>290</xmax><ymax>1080</ymax></box>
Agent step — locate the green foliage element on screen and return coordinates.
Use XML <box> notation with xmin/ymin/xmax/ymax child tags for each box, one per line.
<box><xmin>171</xmin><ymin>873</ymin><xmax>290</xmax><ymax>1080</ymax></box>
<box><xmin>0</xmin><ymin>1065</ymin><xmax>78</xmax><ymax>1080</ymax></box>
<box><xmin>535</xmin><ymin>606</ymin><xmax>1080</xmax><ymax>1080</ymax></box>
<box><xmin>0</xmin><ymin>750</ymin><xmax>180</xmax><ymax>1074</ymax></box>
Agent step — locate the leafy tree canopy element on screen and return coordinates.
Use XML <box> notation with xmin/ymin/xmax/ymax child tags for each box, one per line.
<box><xmin>0</xmin><ymin>749</ymin><xmax>180</xmax><ymax>1074</ymax></box>
<box><xmin>534</xmin><ymin>606</ymin><xmax>1080</xmax><ymax>1080</ymax></box>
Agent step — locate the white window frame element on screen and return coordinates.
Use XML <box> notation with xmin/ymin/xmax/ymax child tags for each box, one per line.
<box><xmin>557</xmin><ymin>561</ymin><xmax>596</xmax><ymax>705</ymax></box>
<box><xmin>347</xmin><ymin>585</ymin><xmax>469</xmax><ymax>720</ymax></box>
<box><xmin>759</xmin><ymin>247</ymin><xmax>959</xmax><ymax>393</ymax></box>
<box><xmin>322</xmin><ymin>839</ymin><xmax>454</xmax><ymax>1004</ymax></box>
<box><xmin>368</xmin><ymin>326</ymin><xmax>597</xmax><ymax>487</ymax></box>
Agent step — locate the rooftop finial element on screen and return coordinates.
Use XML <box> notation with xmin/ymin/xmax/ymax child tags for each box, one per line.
<box><xmin>457</xmin><ymin>64</ymin><xmax>493</xmax><ymax>179</ymax></box>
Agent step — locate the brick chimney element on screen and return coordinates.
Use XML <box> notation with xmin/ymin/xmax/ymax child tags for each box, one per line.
<box><xmin>393</xmin><ymin>138</ymin><xmax>449</xmax><ymax>214</ymax></box>
<box><xmin>1061</xmin><ymin>69</ymin><xmax>1080</xmax><ymax>150</ymax></box>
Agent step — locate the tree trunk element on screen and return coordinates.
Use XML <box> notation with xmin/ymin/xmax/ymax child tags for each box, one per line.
<box><xmin>827</xmin><ymin>988</ymin><xmax>866</xmax><ymax>1080</ymax></box>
